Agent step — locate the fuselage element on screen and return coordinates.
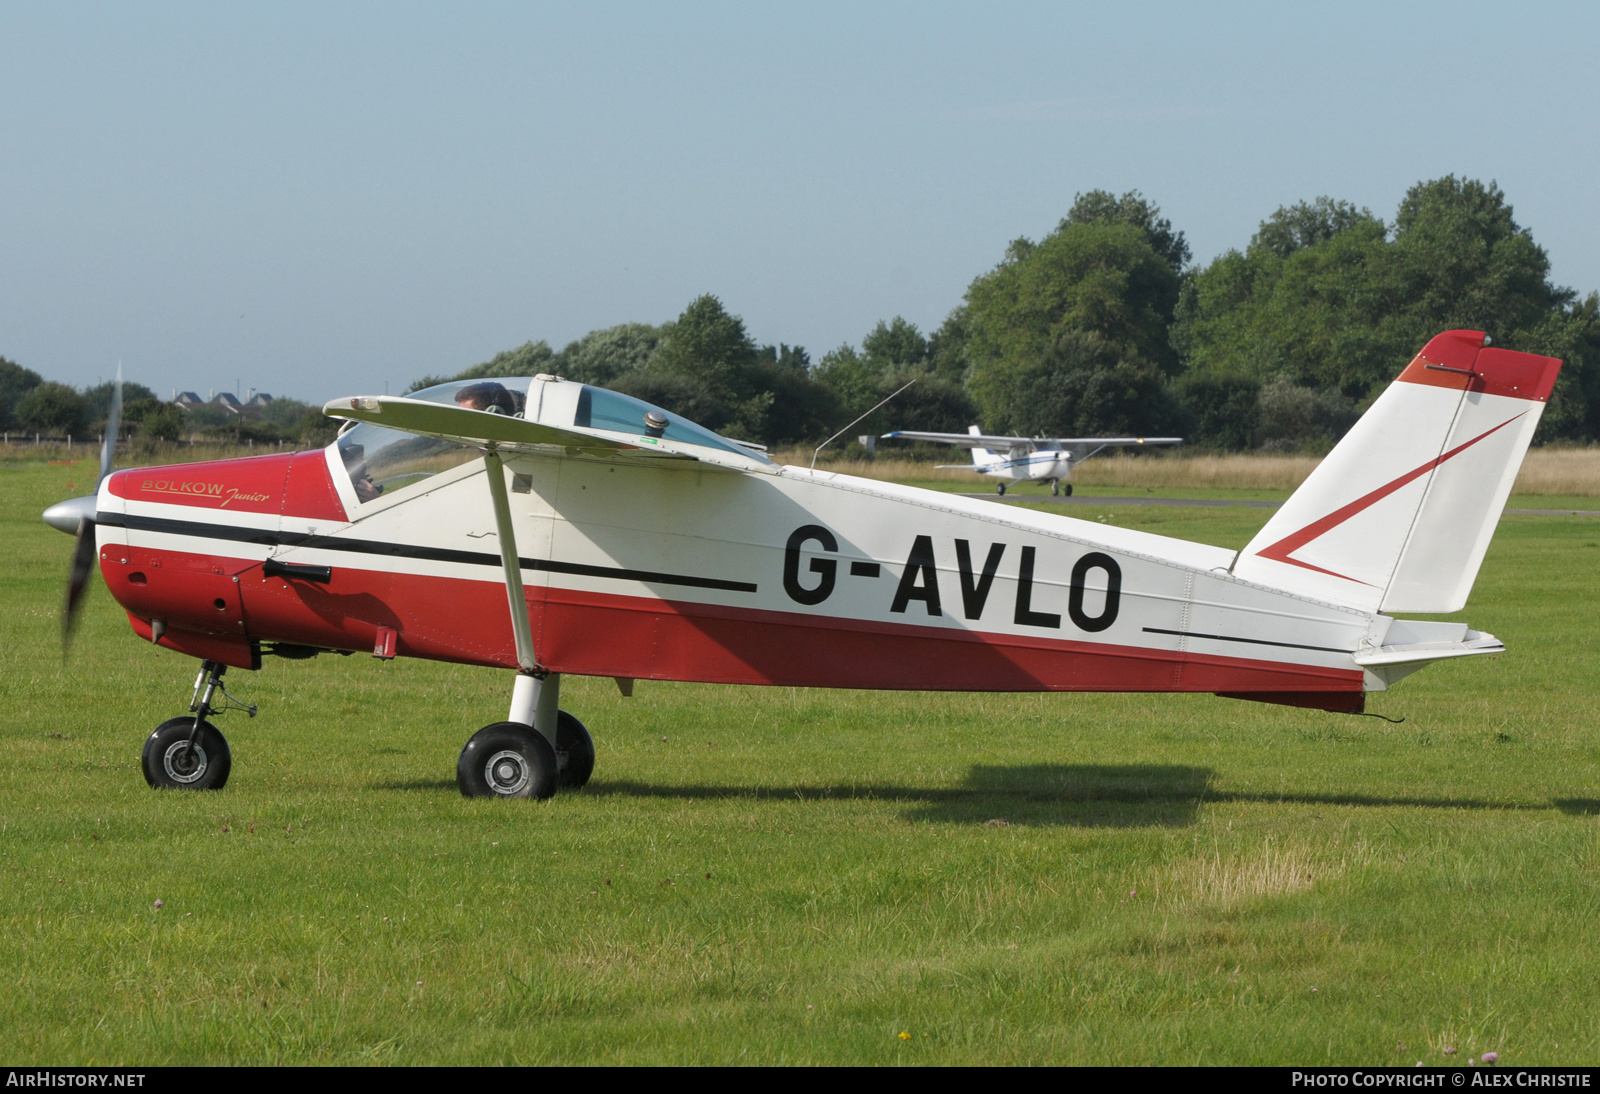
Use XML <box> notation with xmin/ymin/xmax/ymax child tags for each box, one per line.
<box><xmin>92</xmin><ymin>399</ymin><xmax>1386</xmax><ymax>709</ymax></box>
<box><xmin>973</xmin><ymin>447</ymin><xmax>1072</xmax><ymax>485</ymax></box>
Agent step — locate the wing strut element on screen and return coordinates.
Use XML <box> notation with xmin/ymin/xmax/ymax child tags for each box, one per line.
<box><xmin>483</xmin><ymin>447</ymin><xmax>538</xmax><ymax>672</ymax></box>
<box><xmin>482</xmin><ymin>446</ymin><xmax>561</xmax><ymax>747</ymax></box>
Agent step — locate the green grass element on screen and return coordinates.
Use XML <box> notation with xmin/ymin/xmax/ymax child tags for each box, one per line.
<box><xmin>877</xmin><ymin>474</ymin><xmax>1600</xmax><ymax>512</ymax></box>
<box><xmin>3</xmin><ymin>462</ymin><xmax>1598</xmax><ymax>1064</ymax></box>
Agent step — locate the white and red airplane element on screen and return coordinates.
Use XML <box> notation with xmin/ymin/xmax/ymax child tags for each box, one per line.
<box><xmin>881</xmin><ymin>425</ymin><xmax>1184</xmax><ymax>495</ymax></box>
<box><xmin>44</xmin><ymin>330</ymin><xmax>1559</xmax><ymax>800</ymax></box>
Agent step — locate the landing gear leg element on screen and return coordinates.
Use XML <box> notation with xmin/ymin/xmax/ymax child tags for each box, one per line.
<box><xmin>517</xmin><ymin>671</ymin><xmax>595</xmax><ymax>788</ymax></box>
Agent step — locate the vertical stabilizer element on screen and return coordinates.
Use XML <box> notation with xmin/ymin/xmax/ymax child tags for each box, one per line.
<box><xmin>967</xmin><ymin>424</ymin><xmax>998</xmax><ymax>469</ymax></box>
<box><xmin>1231</xmin><ymin>331</ymin><xmax>1561</xmax><ymax>613</ymax></box>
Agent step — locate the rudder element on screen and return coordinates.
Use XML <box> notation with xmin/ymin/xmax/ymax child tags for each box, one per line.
<box><xmin>967</xmin><ymin>424</ymin><xmax>998</xmax><ymax>469</ymax></box>
<box><xmin>1232</xmin><ymin>330</ymin><xmax>1561</xmax><ymax>613</ymax></box>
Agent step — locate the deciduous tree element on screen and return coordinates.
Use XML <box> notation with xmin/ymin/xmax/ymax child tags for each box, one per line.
<box><xmin>17</xmin><ymin>382</ymin><xmax>87</xmax><ymax>435</ymax></box>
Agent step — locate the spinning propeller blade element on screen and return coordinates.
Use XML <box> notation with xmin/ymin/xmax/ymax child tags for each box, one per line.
<box><xmin>61</xmin><ymin>365</ymin><xmax>122</xmax><ymax>649</ymax></box>
<box><xmin>63</xmin><ymin>517</ymin><xmax>98</xmax><ymax>646</ymax></box>
<box><xmin>99</xmin><ymin>363</ymin><xmax>122</xmax><ymax>485</ymax></box>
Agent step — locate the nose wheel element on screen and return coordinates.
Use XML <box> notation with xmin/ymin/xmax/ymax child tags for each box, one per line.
<box><xmin>141</xmin><ymin>659</ymin><xmax>253</xmax><ymax>791</ymax></box>
<box><xmin>142</xmin><ymin>717</ymin><xmax>232</xmax><ymax>790</ymax></box>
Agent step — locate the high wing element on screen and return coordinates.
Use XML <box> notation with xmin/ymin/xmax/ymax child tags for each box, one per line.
<box><xmin>322</xmin><ymin>394</ymin><xmax>745</xmax><ymax>469</ymax></box>
<box><xmin>884</xmin><ymin>429</ymin><xmax>1183</xmax><ymax>466</ymax></box>
<box><xmin>1052</xmin><ymin>437</ymin><xmax>1182</xmax><ymax>463</ymax></box>
<box><xmin>882</xmin><ymin>430</ymin><xmax>1182</xmax><ymax>453</ymax></box>
<box><xmin>883</xmin><ymin>430</ymin><xmax>1040</xmax><ymax>449</ymax></box>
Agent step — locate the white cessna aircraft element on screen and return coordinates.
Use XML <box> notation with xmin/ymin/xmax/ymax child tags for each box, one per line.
<box><xmin>881</xmin><ymin>426</ymin><xmax>1183</xmax><ymax>495</ymax></box>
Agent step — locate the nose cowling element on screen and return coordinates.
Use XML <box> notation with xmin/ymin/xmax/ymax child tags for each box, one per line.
<box><xmin>43</xmin><ymin>495</ymin><xmax>97</xmax><ymax>534</ymax></box>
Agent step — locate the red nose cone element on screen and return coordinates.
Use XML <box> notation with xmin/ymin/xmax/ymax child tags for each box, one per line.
<box><xmin>100</xmin><ymin>450</ymin><xmax>351</xmax><ymax>669</ymax></box>
<box><xmin>107</xmin><ymin>451</ymin><xmax>347</xmax><ymax>521</ymax></box>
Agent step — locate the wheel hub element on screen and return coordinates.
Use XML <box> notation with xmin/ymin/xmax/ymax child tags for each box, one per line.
<box><xmin>484</xmin><ymin>749</ymin><xmax>530</xmax><ymax>795</ymax></box>
<box><xmin>161</xmin><ymin>740</ymin><xmax>208</xmax><ymax>784</ymax></box>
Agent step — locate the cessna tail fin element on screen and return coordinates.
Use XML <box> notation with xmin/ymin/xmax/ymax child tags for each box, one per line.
<box><xmin>967</xmin><ymin>425</ymin><xmax>999</xmax><ymax>469</ymax></box>
<box><xmin>1232</xmin><ymin>330</ymin><xmax>1561</xmax><ymax>614</ymax></box>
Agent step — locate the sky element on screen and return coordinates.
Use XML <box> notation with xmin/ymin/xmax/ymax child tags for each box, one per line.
<box><xmin>2</xmin><ymin>1</ymin><xmax>1597</xmax><ymax>404</ymax></box>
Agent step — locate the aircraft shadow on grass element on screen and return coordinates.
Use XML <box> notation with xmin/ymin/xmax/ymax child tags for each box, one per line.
<box><xmin>381</xmin><ymin>765</ymin><xmax>1578</xmax><ymax>827</ymax></box>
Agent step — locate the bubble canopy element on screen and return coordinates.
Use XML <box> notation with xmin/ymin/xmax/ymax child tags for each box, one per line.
<box><xmin>334</xmin><ymin>377</ymin><xmax>769</xmax><ymax>504</ymax></box>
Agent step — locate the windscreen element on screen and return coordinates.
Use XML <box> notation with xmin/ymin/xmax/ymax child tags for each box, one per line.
<box><xmin>335</xmin><ymin>378</ymin><xmax>531</xmax><ymax>503</ymax></box>
<box><xmin>335</xmin><ymin>376</ymin><xmax>768</xmax><ymax>503</ymax></box>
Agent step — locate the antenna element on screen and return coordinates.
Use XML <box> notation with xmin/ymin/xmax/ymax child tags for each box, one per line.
<box><xmin>811</xmin><ymin>379</ymin><xmax>917</xmax><ymax>471</ymax></box>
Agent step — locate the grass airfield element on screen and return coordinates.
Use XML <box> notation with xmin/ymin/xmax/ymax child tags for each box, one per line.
<box><xmin>2</xmin><ymin>458</ymin><xmax>1598</xmax><ymax>1065</ymax></box>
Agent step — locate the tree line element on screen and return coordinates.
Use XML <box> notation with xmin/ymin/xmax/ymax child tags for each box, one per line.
<box><xmin>0</xmin><ymin>361</ymin><xmax>332</xmax><ymax>447</ymax></box>
<box><xmin>425</xmin><ymin>176</ymin><xmax>1599</xmax><ymax>452</ymax></box>
<box><xmin>7</xmin><ymin>175</ymin><xmax>1594</xmax><ymax>455</ymax></box>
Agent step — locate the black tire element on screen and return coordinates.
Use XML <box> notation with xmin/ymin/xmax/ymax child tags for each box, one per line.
<box><xmin>556</xmin><ymin>710</ymin><xmax>595</xmax><ymax>789</ymax></box>
<box><xmin>458</xmin><ymin>721</ymin><xmax>558</xmax><ymax>800</ymax></box>
<box><xmin>1063</xmin><ymin>483</ymin><xmax>1073</xmax><ymax>497</ymax></box>
<box><xmin>142</xmin><ymin>717</ymin><xmax>232</xmax><ymax>791</ymax></box>
<box><xmin>996</xmin><ymin>483</ymin><xmax>1007</xmax><ymax>496</ymax></box>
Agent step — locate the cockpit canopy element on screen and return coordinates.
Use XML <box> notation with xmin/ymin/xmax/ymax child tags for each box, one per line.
<box><xmin>335</xmin><ymin>376</ymin><xmax>770</xmax><ymax>504</ymax></box>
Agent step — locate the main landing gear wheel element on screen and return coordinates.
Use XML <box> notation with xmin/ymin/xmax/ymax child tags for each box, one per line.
<box><xmin>556</xmin><ymin>711</ymin><xmax>595</xmax><ymax>789</ymax></box>
<box><xmin>142</xmin><ymin>717</ymin><xmax>232</xmax><ymax>790</ymax></box>
<box><xmin>458</xmin><ymin>722</ymin><xmax>559</xmax><ymax>800</ymax></box>
<box><xmin>1064</xmin><ymin>483</ymin><xmax>1073</xmax><ymax>497</ymax></box>
<box><xmin>996</xmin><ymin>483</ymin><xmax>1007</xmax><ymax>496</ymax></box>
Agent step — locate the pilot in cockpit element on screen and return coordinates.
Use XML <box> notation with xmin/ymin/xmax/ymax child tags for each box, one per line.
<box><xmin>340</xmin><ymin>442</ymin><xmax>384</xmax><ymax>502</ymax></box>
<box><xmin>455</xmin><ymin>381</ymin><xmax>519</xmax><ymax>416</ymax></box>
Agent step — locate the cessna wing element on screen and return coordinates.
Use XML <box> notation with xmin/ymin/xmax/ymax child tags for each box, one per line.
<box><xmin>884</xmin><ymin>430</ymin><xmax>1183</xmax><ymax>453</ymax></box>
<box><xmin>884</xmin><ymin>430</ymin><xmax>1038</xmax><ymax>450</ymax></box>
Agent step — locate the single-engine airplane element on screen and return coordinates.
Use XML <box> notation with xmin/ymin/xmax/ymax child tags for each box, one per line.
<box><xmin>42</xmin><ymin>330</ymin><xmax>1559</xmax><ymax>800</ymax></box>
<box><xmin>881</xmin><ymin>425</ymin><xmax>1183</xmax><ymax>495</ymax></box>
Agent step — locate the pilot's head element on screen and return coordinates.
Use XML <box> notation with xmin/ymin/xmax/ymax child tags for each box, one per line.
<box><xmin>456</xmin><ymin>382</ymin><xmax>516</xmax><ymax>415</ymax></box>
<box><xmin>339</xmin><ymin>442</ymin><xmax>383</xmax><ymax>501</ymax></box>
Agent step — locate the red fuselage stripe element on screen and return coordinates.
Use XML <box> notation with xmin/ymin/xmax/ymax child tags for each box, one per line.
<box><xmin>104</xmin><ymin>544</ymin><xmax>1363</xmax><ymax>694</ymax></box>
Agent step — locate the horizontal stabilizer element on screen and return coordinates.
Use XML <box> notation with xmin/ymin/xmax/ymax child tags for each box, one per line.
<box><xmin>1354</xmin><ymin>618</ymin><xmax>1504</xmax><ymax>690</ymax></box>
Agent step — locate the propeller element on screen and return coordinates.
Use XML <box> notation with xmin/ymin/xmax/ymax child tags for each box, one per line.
<box><xmin>47</xmin><ymin>365</ymin><xmax>121</xmax><ymax>650</ymax></box>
